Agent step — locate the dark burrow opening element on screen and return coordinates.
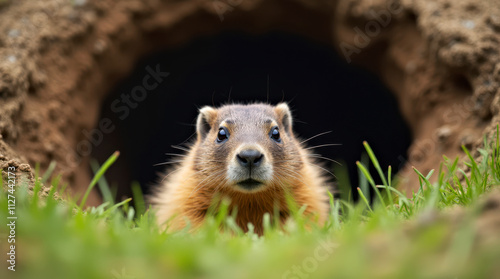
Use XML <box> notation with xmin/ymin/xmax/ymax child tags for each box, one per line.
<box><xmin>92</xmin><ymin>31</ymin><xmax>412</xmax><ymax>202</ymax></box>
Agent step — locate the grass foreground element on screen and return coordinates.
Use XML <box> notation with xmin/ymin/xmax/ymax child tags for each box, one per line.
<box><xmin>2</xmin><ymin>133</ymin><xmax>500</xmax><ymax>278</ymax></box>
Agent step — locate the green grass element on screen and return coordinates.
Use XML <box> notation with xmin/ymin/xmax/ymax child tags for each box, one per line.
<box><xmin>2</xmin><ymin>130</ymin><xmax>500</xmax><ymax>278</ymax></box>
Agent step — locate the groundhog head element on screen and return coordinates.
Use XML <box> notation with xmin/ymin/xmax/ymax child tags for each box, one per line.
<box><xmin>194</xmin><ymin>103</ymin><xmax>303</xmax><ymax>193</ymax></box>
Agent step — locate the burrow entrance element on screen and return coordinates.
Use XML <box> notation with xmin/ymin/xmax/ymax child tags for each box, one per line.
<box><xmin>92</xmin><ymin>31</ymin><xmax>412</xmax><ymax>200</ymax></box>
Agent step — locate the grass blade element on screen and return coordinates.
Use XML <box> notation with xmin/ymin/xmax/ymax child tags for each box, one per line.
<box><xmin>357</xmin><ymin>161</ymin><xmax>386</xmax><ymax>207</ymax></box>
<box><xmin>363</xmin><ymin>141</ymin><xmax>388</xmax><ymax>186</ymax></box>
<box><xmin>357</xmin><ymin>187</ymin><xmax>372</xmax><ymax>212</ymax></box>
<box><xmin>80</xmin><ymin>151</ymin><xmax>120</xmax><ymax>208</ymax></box>
<box><xmin>41</xmin><ymin>161</ymin><xmax>57</xmax><ymax>184</ymax></box>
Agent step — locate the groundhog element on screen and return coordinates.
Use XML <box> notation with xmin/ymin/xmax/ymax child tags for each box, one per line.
<box><xmin>151</xmin><ymin>103</ymin><xmax>330</xmax><ymax>235</ymax></box>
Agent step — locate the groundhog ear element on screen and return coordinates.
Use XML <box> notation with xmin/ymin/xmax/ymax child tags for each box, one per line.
<box><xmin>196</xmin><ymin>106</ymin><xmax>218</xmax><ymax>140</ymax></box>
<box><xmin>275</xmin><ymin>103</ymin><xmax>293</xmax><ymax>133</ymax></box>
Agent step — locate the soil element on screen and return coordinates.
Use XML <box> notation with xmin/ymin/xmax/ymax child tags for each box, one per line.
<box><xmin>0</xmin><ymin>0</ymin><xmax>499</xmax><ymax>206</ymax></box>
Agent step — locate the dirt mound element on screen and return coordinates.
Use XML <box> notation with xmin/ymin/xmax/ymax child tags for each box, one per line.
<box><xmin>0</xmin><ymin>0</ymin><xmax>499</xmax><ymax>204</ymax></box>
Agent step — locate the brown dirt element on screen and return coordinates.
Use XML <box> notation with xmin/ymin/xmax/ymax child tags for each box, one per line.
<box><xmin>0</xmin><ymin>0</ymin><xmax>499</xmax><ymax>205</ymax></box>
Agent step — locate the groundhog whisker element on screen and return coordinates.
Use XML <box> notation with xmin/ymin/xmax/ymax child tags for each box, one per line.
<box><xmin>276</xmin><ymin>159</ymin><xmax>336</xmax><ymax>179</ymax></box>
<box><xmin>295</xmin><ymin>160</ymin><xmax>336</xmax><ymax>178</ymax></box>
<box><xmin>213</xmin><ymin>179</ymin><xmax>231</xmax><ymax>195</ymax></box>
<box><xmin>308</xmin><ymin>163</ymin><xmax>336</xmax><ymax>179</ymax></box>
<box><xmin>153</xmin><ymin>160</ymin><xmax>185</xmax><ymax>166</ymax></box>
<box><xmin>187</xmin><ymin>173</ymin><xmax>220</xmax><ymax>197</ymax></box>
<box><xmin>160</xmin><ymin>167</ymin><xmax>183</xmax><ymax>182</ymax></box>
<box><xmin>303</xmin><ymin>155</ymin><xmax>342</xmax><ymax>166</ymax></box>
<box><xmin>165</xmin><ymin>153</ymin><xmax>189</xmax><ymax>157</ymax></box>
<box><xmin>273</xmin><ymin>160</ymin><xmax>309</xmax><ymax>164</ymax></box>
<box><xmin>304</xmin><ymin>143</ymin><xmax>342</xmax><ymax>150</ymax></box>
<box><xmin>164</xmin><ymin>165</ymin><xmax>219</xmax><ymax>184</ymax></box>
<box><xmin>193</xmin><ymin>160</ymin><xmax>228</xmax><ymax>163</ymax></box>
<box><xmin>299</xmin><ymin>131</ymin><xmax>333</xmax><ymax>145</ymax></box>
<box><xmin>171</xmin><ymin>145</ymin><xmax>191</xmax><ymax>152</ymax></box>
<box><xmin>275</xmin><ymin>171</ymin><xmax>304</xmax><ymax>187</ymax></box>
<box><xmin>271</xmin><ymin>177</ymin><xmax>288</xmax><ymax>194</ymax></box>
<box><xmin>188</xmin><ymin>169</ymin><xmax>228</xmax><ymax>198</ymax></box>
<box><xmin>193</xmin><ymin>168</ymin><xmax>226</xmax><ymax>185</ymax></box>
<box><xmin>274</xmin><ymin>157</ymin><xmax>338</xmax><ymax>167</ymax></box>
<box><xmin>157</xmin><ymin>160</ymin><xmax>227</xmax><ymax>169</ymax></box>
<box><xmin>285</xmin><ymin>151</ymin><xmax>335</xmax><ymax>162</ymax></box>
<box><xmin>275</xmin><ymin>169</ymin><xmax>310</xmax><ymax>189</ymax></box>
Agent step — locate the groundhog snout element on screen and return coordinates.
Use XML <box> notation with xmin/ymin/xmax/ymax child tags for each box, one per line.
<box><xmin>236</xmin><ymin>149</ymin><xmax>264</xmax><ymax>168</ymax></box>
<box><xmin>227</xmin><ymin>144</ymin><xmax>273</xmax><ymax>190</ymax></box>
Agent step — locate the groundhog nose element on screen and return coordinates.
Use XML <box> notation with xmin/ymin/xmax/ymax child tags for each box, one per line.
<box><xmin>236</xmin><ymin>149</ymin><xmax>264</xmax><ymax>168</ymax></box>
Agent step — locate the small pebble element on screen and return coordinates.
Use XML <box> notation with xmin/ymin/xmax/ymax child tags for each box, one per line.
<box><xmin>93</xmin><ymin>39</ymin><xmax>107</xmax><ymax>54</ymax></box>
<box><xmin>67</xmin><ymin>10</ymin><xmax>81</xmax><ymax>22</ymax></box>
<box><xmin>461</xmin><ymin>20</ymin><xmax>475</xmax><ymax>29</ymax></box>
<box><xmin>431</xmin><ymin>10</ymin><xmax>440</xmax><ymax>17</ymax></box>
<box><xmin>436</xmin><ymin>126</ymin><xmax>452</xmax><ymax>141</ymax></box>
<box><xmin>73</xmin><ymin>0</ymin><xmax>87</xmax><ymax>7</ymax></box>
<box><xmin>7</xmin><ymin>55</ymin><xmax>16</xmax><ymax>63</ymax></box>
<box><xmin>8</xmin><ymin>29</ymin><xmax>20</xmax><ymax>38</ymax></box>
<box><xmin>19</xmin><ymin>164</ymin><xmax>31</xmax><ymax>172</ymax></box>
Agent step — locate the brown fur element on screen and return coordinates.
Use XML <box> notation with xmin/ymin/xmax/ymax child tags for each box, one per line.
<box><xmin>150</xmin><ymin>103</ymin><xmax>330</xmax><ymax>235</ymax></box>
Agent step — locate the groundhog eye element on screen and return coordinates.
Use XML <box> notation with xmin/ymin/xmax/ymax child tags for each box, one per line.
<box><xmin>270</xmin><ymin>127</ymin><xmax>281</xmax><ymax>142</ymax></box>
<box><xmin>217</xmin><ymin>127</ymin><xmax>229</xmax><ymax>143</ymax></box>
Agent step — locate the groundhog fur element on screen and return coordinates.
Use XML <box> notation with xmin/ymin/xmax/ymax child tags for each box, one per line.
<box><xmin>150</xmin><ymin>103</ymin><xmax>331</xmax><ymax>235</ymax></box>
